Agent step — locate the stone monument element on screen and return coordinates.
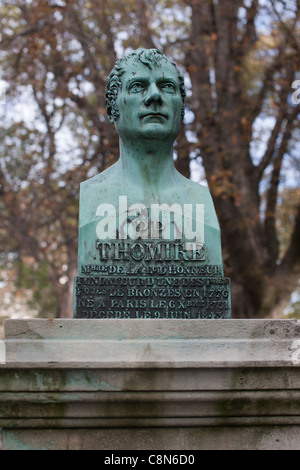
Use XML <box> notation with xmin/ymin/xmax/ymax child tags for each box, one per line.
<box><xmin>74</xmin><ymin>48</ymin><xmax>231</xmax><ymax>319</ymax></box>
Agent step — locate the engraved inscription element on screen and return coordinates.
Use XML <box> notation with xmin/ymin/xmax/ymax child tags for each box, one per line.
<box><xmin>96</xmin><ymin>240</ymin><xmax>205</xmax><ymax>262</ymax></box>
<box><xmin>81</xmin><ymin>264</ymin><xmax>223</xmax><ymax>276</ymax></box>
<box><xmin>74</xmin><ymin>275</ymin><xmax>231</xmax><ymax>319</ymax></box>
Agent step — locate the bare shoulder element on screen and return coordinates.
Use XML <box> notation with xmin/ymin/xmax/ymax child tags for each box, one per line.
<box><xmin>174</xmin><ymin>170</ymin><xmax>213</xmax><ymax>203</ymax></box>
<box><xmin>174</xmin><ymin>171</ymin><xmax>219</xmax><ymax>228</ymax></box>
<box><xmin>79</xmin><ymin>163</ymin><xmax>122</xmax><ymax>226</ymax></box>
<box><xmin>81</xmin><ymin>162</ymin><xmax>120</xmax><ymax>192</ymax></box>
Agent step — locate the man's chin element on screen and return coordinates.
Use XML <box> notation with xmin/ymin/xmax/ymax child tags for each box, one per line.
<box><xmin>140</xmin><ymin>124</ymin><xmax>177</xmax><ymax>141</ymax></box>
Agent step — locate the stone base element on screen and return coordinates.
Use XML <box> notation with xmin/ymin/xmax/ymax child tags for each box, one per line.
<box><xmin>3</xmin><ymin>426</ymin><xmax>300</xmax><ymax>451</ymax></box>
<box><xmin>1</xmin><ymin>318</ymin><xmax>300</xmax><ymax>450</ymax></box>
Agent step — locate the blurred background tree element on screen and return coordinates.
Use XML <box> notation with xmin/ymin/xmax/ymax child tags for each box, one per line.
<box><xmin>0</xmin><ymin>0</ymin><xmax>299</xmax><ymax>321</ymax></box>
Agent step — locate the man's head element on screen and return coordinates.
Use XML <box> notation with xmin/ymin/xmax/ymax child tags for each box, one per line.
<box><xmin>105</xmin><ymin>48</ymin><xmax>186</xmax><ymax>125</ymax></box>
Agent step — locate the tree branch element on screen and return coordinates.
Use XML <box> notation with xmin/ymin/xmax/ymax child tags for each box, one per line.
<box><xmin>257</xmin><ymin>109</ymin><xmax>286</xmax><ymax>179</ymax></box>
<box><xmin>239</xmin><ymin>0</ymin><xmax>258</xmax><ymax>55</ymax></box>
<box><xmin>280</xmin><ymin>202</ymin><xmax>300</xmax><ymax>271</ymax></box>
<box><xmin>264</xmin><ymin>117</ymin><xmax>294</xmax><ymax>269</ymax></box>
<box><xmin>257</xmin><ymin>62</ymin><xmax>298</xmax><ymax>179</ymax></box>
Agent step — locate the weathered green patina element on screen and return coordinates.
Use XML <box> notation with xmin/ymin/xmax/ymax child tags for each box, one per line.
<box><xmin>75</xmin><ymin>49</ymin><xmax>231</xmax><ymax>319</ymax></box>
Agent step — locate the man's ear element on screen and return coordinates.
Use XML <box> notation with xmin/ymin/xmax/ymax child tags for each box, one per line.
<box><xmin>107</xmin><ymin>105</ymin><xmax>119</xmax><ymax>124</ymax></box>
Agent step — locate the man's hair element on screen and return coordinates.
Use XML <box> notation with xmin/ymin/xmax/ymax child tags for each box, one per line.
<box><xmin>105</xmin><ymin>48</ymin><xmax>186</xmax><ymax>123</ymax></box>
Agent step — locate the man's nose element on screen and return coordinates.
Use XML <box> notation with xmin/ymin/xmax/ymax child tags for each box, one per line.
<box><xmin>144</xmin><ymin>83</ymin><xmax>163</xmax><ymax>106</ymax></box>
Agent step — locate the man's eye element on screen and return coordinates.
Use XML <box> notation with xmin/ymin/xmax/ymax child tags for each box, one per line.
<box><xmin>161</xmin><ymin>83</ymin><xmax>176</xmax><ymax>92</ymax></box>
<box><xmin>130</xmin><ymin>83</ymin><xmax>144</xmax><ymax>93</ymax></box>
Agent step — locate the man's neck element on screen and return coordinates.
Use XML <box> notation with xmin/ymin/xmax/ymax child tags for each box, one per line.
<box><xmin>118</xmin><ymin>138</ymin><xmax>176</xmax><ymax>190</ymax></box>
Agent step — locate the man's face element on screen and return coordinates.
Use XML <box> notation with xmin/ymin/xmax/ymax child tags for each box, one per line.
<box><xmin>114</xmin><ymin>58</ymin><xmax>183</xmax><ymax>145</ymax></box>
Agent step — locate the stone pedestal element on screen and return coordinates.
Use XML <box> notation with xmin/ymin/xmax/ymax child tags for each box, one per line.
<box><xmin>1</xmin><ymin>318</ymin><xmax>300</xmax><ymax>450</ymax></box>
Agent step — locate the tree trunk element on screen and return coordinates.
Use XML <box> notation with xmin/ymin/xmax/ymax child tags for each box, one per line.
<box><xmin>184</xmin><ymin>0</ymin><xmax>300</xmax><ymax>318</ymax></box>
